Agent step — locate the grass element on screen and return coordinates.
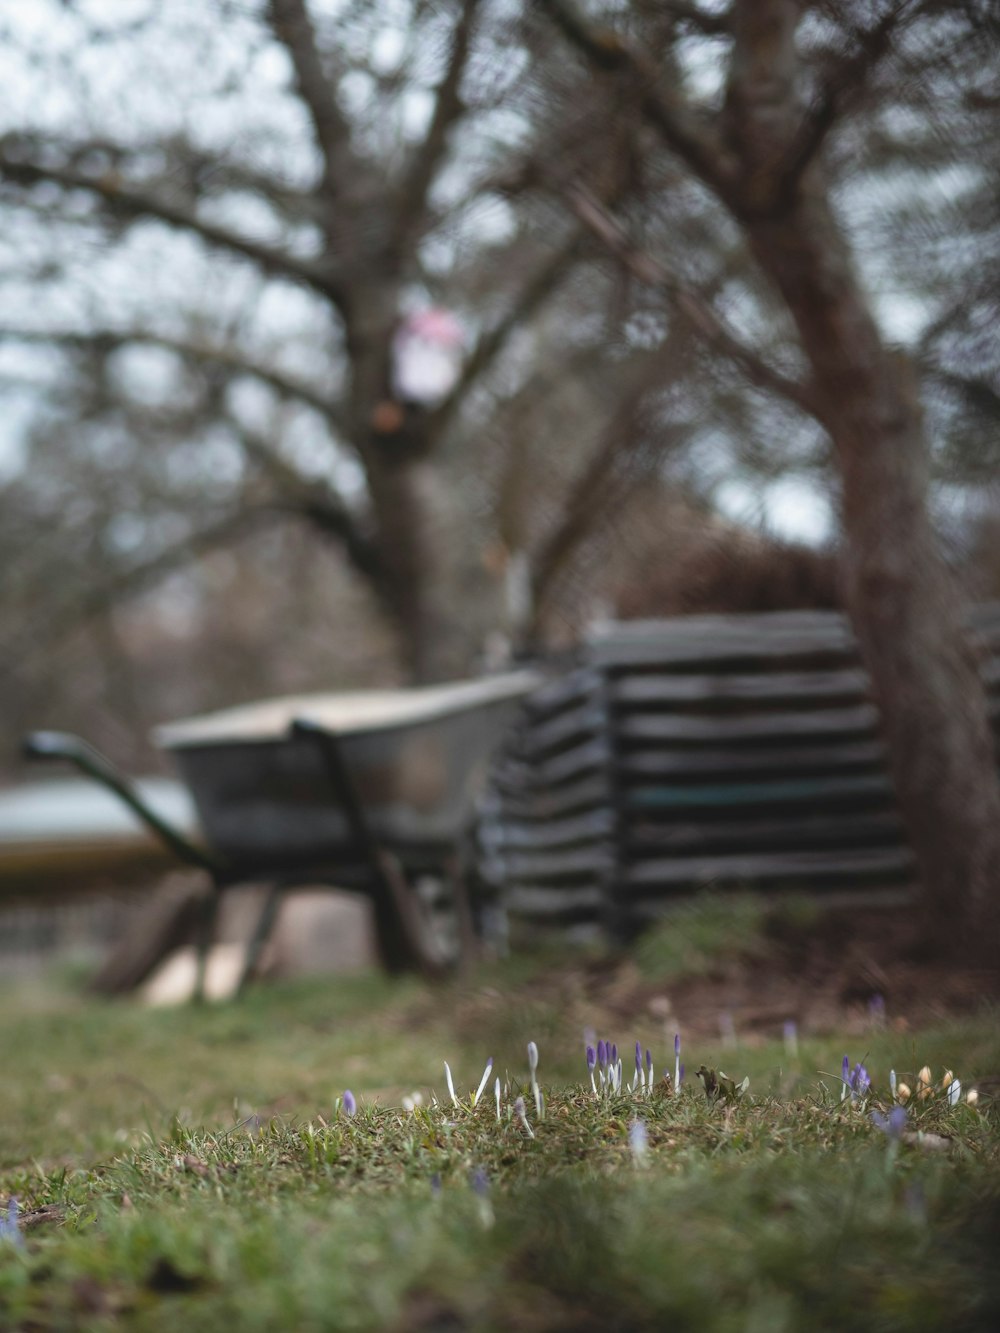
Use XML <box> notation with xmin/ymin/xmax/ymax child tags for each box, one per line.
<box><xmin>0</xmin><ymin>921</ymin><xmax>998</xmax><ymax>1332</ymax></box>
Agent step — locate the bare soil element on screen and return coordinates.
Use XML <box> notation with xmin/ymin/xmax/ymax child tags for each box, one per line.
<box><xmin>640</xmin><ymin>904</ymin><xmax>999</xmax><ymax>1042</ymax></box>
<box><xmin>452</xmin><ymin>906</ymin><xmax>1000</xmax><ymax>1050</ymax></box>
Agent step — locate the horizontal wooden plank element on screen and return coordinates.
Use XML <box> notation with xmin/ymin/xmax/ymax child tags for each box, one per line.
<box><xmin>478</xmin><ymin>808</ymin><xmax>615</xmax><ymax>851</ymax></box>
<box><xmin>589</xmin><ymin>617</ymin><xmax>858</xmax><ymax>670</ymax></box>
<box><xmin>587</xmin><ymin>605</ymin><xmax>1000</xmax><ymax>670</ymax></box>
<box><xmin>517</xmin><ymin>703</ymin><xmax>606</xmax><ymax>756</ymax></box>
<box><xmin>615</xmin><ymin>702</ymin><xmax>880</xmax><ymax>745</ymax></box>
<box><xmin>622</xmin><ymin>739</ymin><xmax>885</xmax><ymax>781</ymax></box>
<box><xmin>627</xmin><ymin>773</ymin><xmax>893</xmax><ymax>809</ymax></box>
<box><xmin>612</xmin><ymin>666</ymin><xmax>872</xmax><ymax>707</ymax></box>
<box><xmin>500</xmin><ymin>848</ymin><xmax>614</xmax><ymax>882</ymax></box>
<box><xmin>522</xmin><ymin>668</ymin><xmax>600</xmax><ymax>718</ymax></box>
<box><xmin>624</xmin><ymin>809</ymin><xmax>904</xmax><ymax>855</ymax></box>
<box><xmin>505</xmin><ymin>884</ymin><xmax>604</xmax><ymax>917</ymax></box>
<box><xmin>623</xmin><ymin>844</ymin><xmax>913</xmax><ymax>889</ymax></box>
<box><xmin>487</xmin><ymin>774</ymin><xmax>611</xmax><ymax>820</ymax></box>
<box><xmin>491</xmin><ymin>738</ymin><xmax>610</xmax><ymax>789</ymax></box>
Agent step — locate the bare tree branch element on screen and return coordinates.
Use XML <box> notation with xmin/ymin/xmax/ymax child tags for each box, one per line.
<box><xmin>660</xmin><ymin>2</ymin><xmax>732</xmax><ymax>37</ymax></box>
<box><xmin>777</xmin><ymin>2</ymin><xmax>917</xmax><ymax>198</ymax></box>
<box><xmin>230</xmin><ymin>425</ymin><xmax>388</xmax><ymax>595</ymax></box>
<box><xmin>539</xmin><ymin>0</ymin><xmax>737</xmax><ymax>200</ymax></box>
<box><xmin>389</xmin><ymin>0</ymin><xmax>479</xmax><ymax>253</ymax></box>
<box><xmin>427</xmin><ymin>228</ymin><xmax>584</xmax><ymax>439</ymax></box>
<box><xmin>0</xmin><ymin>506</ymin><xmax>279</xmax><ymax>676</ymax></box>
<box><xmin>265</xmin><ymin>0</ymin><xmax>354</xmax><ymax>202</ymax></box>
<box><xmin>0</xmin><ymin>144</ymin><xmax>344</xmax><ymax>302</ymax></box>
<box><xmin>528</xmin><ymin>349</ymin><xmax>673</xmax><ymax>624</ymax></box>
<box><xmin>0</xmin><ymin>326</ymin><xmax>348</xmax><ymax>433</ymax></box>
<box><xmin>567</xmin><ymin>185</ymin><xmax>819</xmax><ymax>416</ymax></box>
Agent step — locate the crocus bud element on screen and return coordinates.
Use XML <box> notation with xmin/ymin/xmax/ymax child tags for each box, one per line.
<box><xmin>967</xmin><ymin>1089</ymin><xmax>979</xmax><ymax>1107</ymax></box>
<box><xmin>527</xmin><ymin>1042</ymin><xmax>539</xmax><ymax>1074</ymax></box>
<box><xmin>897</xmin><ymin>1082</ymin><xmax>911</xmax><ymax>1103</ymax></box>
<box><xmin>343</xmin><ymin>1090</ymin><xmax>356</xmax><ymax>1117</ymax></box>
<box><xmin>586</xmin><ymin>1046</ymin><xmax>597</xmax><ymax>1072</ymax></box>
<box><xmin>917</xmin><ymin>1066</ymin><xmax>933</xmax><ymax>1100</ymax></box>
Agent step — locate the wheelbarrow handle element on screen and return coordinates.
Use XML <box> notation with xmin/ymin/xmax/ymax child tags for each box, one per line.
<box><xmin>22</xmin><ymin>730</ymin><xmax>223</xmax><ymax>878</ymax></box>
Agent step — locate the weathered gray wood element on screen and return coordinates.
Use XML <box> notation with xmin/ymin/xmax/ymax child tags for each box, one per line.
<box><xmin>504</xmin><ymin>884</ymin><xmax>604</xmax><ymax>916</ymax></box>
<box><xmin>627</xmin><ymin>773</ymin><xmax>893</xmax><ymax>809</ymax></box>
<box><xmin>622</xmin><ymin>739</ymin><xmax>885</xmax><ymax>780</ymax></box>
<box><xmin>522</xmin><ymin>668</ymin><xmax>600</xmax><ymax>717</ymax></box>
<box><xmin>623</xmin><ymin>844</ymin><xmax>913</xmax><ymax>889</ymax></box>
<box><xmin>491</xmin><ymin>738</ymin><xmax>610</xmax><ymax>789</ymax></box>
<box><xmin>488</xmin><ymin>773</ymin><xmax>611</xmax><ymax>819</ymax></box>
<box><xmin>479</xmin><ymin>605</ymin><xmax>1000</xmax><ymax>930</ymax></box>
<box><xmin>588</xmin><ymin>611</ymin><xmax>859</xmax><ymax>669</ymax></box>
<box><xmin>625</xmin><ymin>809</ymin><xmax>903</xmax><ymax>854</ymax></box>
<box><xmin>500</xmin><ymin>848</ymin><xmax>614</xmax><ymax>881</ymax></box>
<box><xmin>478</xmin><ymin>808</ymin><xmax>614</xmax><ymax>851</ymax></box>
<box><xmin>615</xmin><ymin>702</ymin><xmax>881</xmax><ymax>744</ymax></box>
<box><xmin>613</xmin><ymin>666</ymin><xmax>873</xmax><ymax>706</ymax></box>
<box><xmin>517</xmin><ymin>703</ymin><xmax>605</xmax><ymax>755</ymax></box>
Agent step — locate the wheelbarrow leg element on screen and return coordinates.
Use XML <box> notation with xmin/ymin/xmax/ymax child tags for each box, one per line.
<box><xmin>193</xmin><ymin>883</ymin><xmax>224</xmax><ymax>1003</ymax></box>
<box><xmin>444</xmin><ymin>853</ymin><xmax>480</xmax><ymax>971</ymax></box>
<box><xmin>237</xmin><ymin>883</ymin><xmax>284</xmax><ymax>995</ymax></box>
<box><xmin>291</xmin><ymin>720</ymin><xmax>448</xmax><ymax>978</ymax></box>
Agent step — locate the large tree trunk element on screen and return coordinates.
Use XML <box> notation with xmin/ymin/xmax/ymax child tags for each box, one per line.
<box><xmin>345</xmin><ymin>287</ymin><xmax>454</xmax><ymax>683</ymax></box>
<box><xmin>728</xmin><ymin>1</ymin><xmax>1000</xmax><ymax>958</ymax></box>
<box><xmin>365</xmin><ymin>452</ymin><xmax>447</xmax><ymax>682</ymax></box>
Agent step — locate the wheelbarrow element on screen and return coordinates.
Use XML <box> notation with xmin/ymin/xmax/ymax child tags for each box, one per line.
<box><xmin>23</xmin><ymin>670</ymin><xmax>539</xmax><ymax>996</ymax></box>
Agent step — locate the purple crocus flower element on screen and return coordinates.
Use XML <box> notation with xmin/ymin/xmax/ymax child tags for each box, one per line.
<box><xmin>872</xmin><ymin>1105</ymin><xmax>907</xmax><ymax>1140</ymax></box>
<box><xmin>635</xmin><ymin>1041</ymin><xmax>643</xmax><ymax>1074</ymax></box>
<box><xmin>342</xmin><ymin>1090</ymin><xmax>357</xmax><ymax>1117</ymax></box>
<box><xmin>850</xmin><ymin>1063</ymin><xmax>871</xmax><ymax>1098</ymax></box>
<box><xmin>597</xmin><ymin>1040</ymin><xmax>607</xmax><ymax>1069</ymax></box>
<box><xmin>674</xmin><ymin>1033</ymin><xmax>681</xmax><ymax>1058</ymax></box>
<box><xmin>610</xmin><ymin>1043</ymin><xmax>618</xmax><ymax>1067</ymax></box>
<box><xmin>0</xmin><ymin>1197</ymin><xmax>21</xmax><ymax>1248</ymax></box>
<box><xmin>645</xmin><ymin>1049</ymin><xmax>653</xmax><ymax>1077</ymax></box>
<box><xmin>586</xmin><ymin>1045</ymin><xmax>597</xmax><ymax>1072</ymax></box>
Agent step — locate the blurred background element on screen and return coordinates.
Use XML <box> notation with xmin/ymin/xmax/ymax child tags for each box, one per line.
<box><xmin>0</xmin><ymin>0</ymin><xmax>997</xmax><ymax>979</ymax></box>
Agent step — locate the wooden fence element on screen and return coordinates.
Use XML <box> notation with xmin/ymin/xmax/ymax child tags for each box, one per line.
<box><xmin>476</xmin><ymin>605</ymin><xmax>1000</xmax><ymax>937</ymax></box>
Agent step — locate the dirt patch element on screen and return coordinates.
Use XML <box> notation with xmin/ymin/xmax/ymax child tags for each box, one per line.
<box><xmin>444</xmin><ymin>905</ymin><xmax>999</xmax><ymax>1050</ymax></box>
<box><xmin>640</xmin><ymin>905</ymin><xmax>999</xmax><ymax>1042</ymax></box>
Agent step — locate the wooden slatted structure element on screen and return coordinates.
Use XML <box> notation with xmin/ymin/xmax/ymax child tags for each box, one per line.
<box><xmin>475</xmin><ymin>605</ymin><xmax>1000</xmax><ymax>937</ymax></box>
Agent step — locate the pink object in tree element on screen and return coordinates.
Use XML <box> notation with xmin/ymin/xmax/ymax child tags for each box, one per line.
<box><xmin>391</xmin><ymin>307</ymin><xmax>465</xmax><ymax>407</ymax></box>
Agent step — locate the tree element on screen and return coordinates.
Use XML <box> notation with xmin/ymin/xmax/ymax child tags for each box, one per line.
<box><xmin>538</xmin><ymin>0</ymin><xmax>1000</xmax><ymax>958</ymax></box>
<box><xmin>0</xmin><ymin>0</ymin><xmax>603</xmax><ymax>686</ymax></box>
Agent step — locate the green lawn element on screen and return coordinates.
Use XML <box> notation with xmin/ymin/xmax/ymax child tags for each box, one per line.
<box><xmin>0</xmin><ymin>930</ymin><xmax>998</xmax><ymax>1331</ymax></box>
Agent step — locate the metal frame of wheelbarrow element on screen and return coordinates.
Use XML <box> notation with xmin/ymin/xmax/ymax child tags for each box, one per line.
<box><xmin>23</xmin><ymin>728</ymin><xmax>455</xmax><ymax>998</ymax></box>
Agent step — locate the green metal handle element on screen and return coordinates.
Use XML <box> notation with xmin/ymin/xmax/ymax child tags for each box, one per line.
<box><xmin>22</xmin><ymin>730</ymin><xmax>223</xmax><ymax>877</ymax></box>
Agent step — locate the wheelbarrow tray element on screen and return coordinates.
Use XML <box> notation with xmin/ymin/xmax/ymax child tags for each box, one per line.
<box><xmin>154</xmin><ymin>671</ymin><xmax>539</xmax><ymax>874</ymax></box>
